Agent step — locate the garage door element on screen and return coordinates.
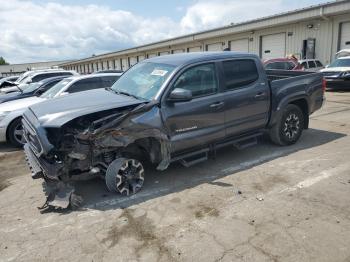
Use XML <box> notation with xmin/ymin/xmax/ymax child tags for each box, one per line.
<box><xmin>340</xmin><ymin>21</ymin><xmax>350</xmax><ymax>50</ymax></box>
<box><xmin>129</xmin><ymin>57</ymin><xmax>137</xmax><ymax>66</ymax></box>
<box><xmin>121</xmin><ymin>58</ymin><xmax>128</xmax><ymax>70</ymax></box>
<box><xmin>172</xmin><ymin>49</ymin><xmax>185</xmax><ymax>54</ymax></box>
<box><xmin>230</xmin><ymin>38</ymin><xmax>249</xmax><ymax>52</ymax></box>
<box><xmin>159</xmin><ymin>51</ymin><xmax>170</xmax><ymax>56</ymax></box>
<box><xmin>114</xmin><ymin>59</ymin><xmax>121</xmax><ymax>70</ymax></box>
<box><xmin>261</xmin><ymin>33</ymin><xmax>286</xmax><ymax>59</ymax></box>
<box><xmin>206</xmin><ymin>43</ymin><xmax>223</xmax><ymax>51</ymax></box>
<box><xmin>138</xmin><ymin>55</ymin><xmax>145</xmax><ymax>62</ymax></box>
<box><xmin>188</xmin><ymin>46</ymin><xmax>201</xmax><ymax>52</ymax></box>
<box><xmin>103</xmin><ymin>61</ymin><xmax>108</xmax><ymax>70</ymax></box>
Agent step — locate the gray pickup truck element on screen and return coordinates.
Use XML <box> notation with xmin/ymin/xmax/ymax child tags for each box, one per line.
<box><xmin>22</xmin><ymin>52</ymin><xmax>325</xmax><ymax>209</ymax></box>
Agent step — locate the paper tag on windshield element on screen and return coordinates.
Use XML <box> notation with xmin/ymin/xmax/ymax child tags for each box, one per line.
<box><xmin>151</xmin><ymin>69</ymin><xmax>168</xmax><ymax>76</ymax></box>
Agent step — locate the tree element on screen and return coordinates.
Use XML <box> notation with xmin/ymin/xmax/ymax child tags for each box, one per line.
<box><xmin>0</xmin><ymin>57</ymin><xmax>9</xmax><ymax>65</ymax></box>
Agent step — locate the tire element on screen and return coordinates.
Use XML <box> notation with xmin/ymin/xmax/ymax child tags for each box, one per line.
<box><xmin>269</xmin><ymin>104</ymin><xmax>304</xmax><ymax>146</ymax></box>
<box><xmin>105</xmin><ymin>158</ymin><xmax>145</xmax><ymax>196</ymax></box>
<box><xmin>69</xmin><ymin>193</ymin><xmax>83</xmax><ymax>210</ymax></box>
<box><xmin>7</xmin><ymin>118</ymin><xmax>26</xmax><ymax>147</ymax></box>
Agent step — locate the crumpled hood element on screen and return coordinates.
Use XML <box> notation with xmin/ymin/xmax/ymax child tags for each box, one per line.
<box><xmin>29</xmin><ymin>88</ymin><xmax>143</xmax><ymax>127</ymax></box>
<box><xmin>320</xmin><ymin>67</ymin><xmax>350</xmax><ymax>73</ymax></box>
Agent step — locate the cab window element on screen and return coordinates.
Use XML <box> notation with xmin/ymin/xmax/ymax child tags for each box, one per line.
<box><xmin>223</xmin><ymin>59</ymin><xmax>259</xmax><ymax>90</ymax></box>
<box><xmin>172</xmin><ymin>63</ymin><xmax>218</xmax><ymax>98</ymax></box>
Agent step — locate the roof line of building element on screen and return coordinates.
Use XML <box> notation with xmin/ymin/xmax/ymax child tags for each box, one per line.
<box><xmin>0</xmin><ymin>59</ymin><xmax>72</xmax><ymax>67</ymax></box>
<box><xmin>59</xmin><ymin>0</ymin><xmax>348</xmax><ymax>66</ymax></box>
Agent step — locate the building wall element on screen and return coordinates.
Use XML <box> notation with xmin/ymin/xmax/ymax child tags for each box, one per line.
<box><xmin>0</xmin><ymin>60</ymin><xmax>71</xmax><ymax>77</ymax></box>
<box><xmin>62</xmin><ymin>12</ymin><xmax>350</xmax><ymax>74</ymax></box>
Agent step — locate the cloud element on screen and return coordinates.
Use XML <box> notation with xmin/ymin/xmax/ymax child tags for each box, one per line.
<box><xmin>0</xmin><ymin>0</ymin><xmax>325</xmax><ymax>63</ymax></box>
<box><xmin>0</xmin><ymin>1</ymin><xmax>178</xmax><ymax>63</ymax></box>
<box><xmin>180</xmin><ymin>0</ymin><xmax>282</xmax><ymax>31</ymax></box>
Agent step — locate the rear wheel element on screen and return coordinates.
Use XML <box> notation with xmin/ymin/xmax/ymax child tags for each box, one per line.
<box><xmin>269</xmin><ymin>104</ymin><xmax>304</xmax><ymax>146</ymax></box>
<box><xmin>105</xmin><ymin>158</ymin><xmax>145</xmax><ymax>196</ymax></box>
<box><xmin>8</xmin><ymin>118</ymin><xmax>26</xmax><ymax>147</ymax></box>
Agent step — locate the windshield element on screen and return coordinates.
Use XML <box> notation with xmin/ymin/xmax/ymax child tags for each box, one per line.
<box><xmin>329</xmin><ymin>58</ymin><xmax>350</xmax><ymax>68</ymax></box>
<box><xmin>41</xmin><ymin>79</ymin><xmax>72</xmax><ymax>98</ymax></box>
<box><xmin>110</xmin><ymin>62</ymin><xmax>176</xmax><ymax>100</ymax></box>
<box><xmin>22</xmin><ymin>82</ymin><xmax>42</xmax><ymax>93</ymax></box>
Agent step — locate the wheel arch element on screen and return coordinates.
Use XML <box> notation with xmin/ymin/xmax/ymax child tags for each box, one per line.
<box><xmin>121</xmin><ymin>137</ymin><xmax>167</xmax><ymax>166</ymax></box>
<box><xmin>288</xmin><ymin>98</ymin><xmax>309</xmax><ymax>129</ymax></box>
<box><xmin>269</xmin><ymin>94</ymin><xmax>310</xmax><ymax>129</ymax></box>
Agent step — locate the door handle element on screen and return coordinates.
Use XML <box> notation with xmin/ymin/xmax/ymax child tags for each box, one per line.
<box><xmin>255</xmin><ymin>92</ymin><xmax>266</xmax><ymax>98</ymax></box>
<box><xmin>210</xmin><ymin>101</ymin><xmax>225</xmax><ymax>109</ymax></box>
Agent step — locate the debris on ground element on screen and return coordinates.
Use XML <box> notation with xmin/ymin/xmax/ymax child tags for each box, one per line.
<box><xmin>256</xmin><ymin>195</ymin><xmax>264</xmax><ymax>201</ymax></box>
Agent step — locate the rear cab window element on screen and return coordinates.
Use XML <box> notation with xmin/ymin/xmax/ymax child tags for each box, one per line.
<box><xmin>222</xmin><ymin>59</ymin><xmax>259</xmax><ymax>90</ymax></box>
<box><xmin>315</xmin><ymin>60</ymin><xmax>323</xmax><ymax>67</ymax></box>
<box><xmin>67</xmin><ymin>77</ymin><xmax>102</xmax><ymax>93</ymax></box>
<box><xmin>308</xmin><ymin>61</ymin><xmax>316</xmax><ymax>68</ymax></box>
<box><xmin>101</xmin><ymin>75</ymin><xmax>120</xmax><ymax>88</ymax></box>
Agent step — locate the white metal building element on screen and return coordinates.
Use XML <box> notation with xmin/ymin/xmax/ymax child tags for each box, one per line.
<box><xmin>0</xmin><ymin>60</ymin><xmax>71</xmax><ymax>77</ymax></box>
<box><xmin>59</xmin><ymin>0</ymin><xmax>350</xmax><ymax>74</ymax></box>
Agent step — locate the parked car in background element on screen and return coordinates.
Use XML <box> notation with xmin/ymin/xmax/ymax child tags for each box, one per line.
<box><xmin>22</xmin><ymin>52</ymin><xmax>325</xmax><ymax>209</ymax></box>
<box><xmin>0</xmin><ymin>69</ymin><xmax>64</xmax><ymax>89</ymax></box>
<box><xmin>335</xmin><ymin>49</ymin><xmax>350</xmax><ymax>59</ymax></box>
<box><xmin>263</xmin><ymin>58</ymin><xmax>304</xmax><ymax>71</ymax></box>
<box><xmin>94</xmin><ymin>69</ymin><xmax>124</xmax><ymax>74</ymax></box>
<box><xmin>0</xmin><ymin>73</ymin><xmax>122</xmax><ymax>147</ymax></box>
<box><xmin>1</xmin><ymin>70</ymin><xmax>78</xmax><ymax>94</ymax></box>
<box><xmin>0</xmin><ymin>76</ymin><xmax>19</xmax><ymax>88</ymax></box>
<box><xmin>299</xmin><ymin>59</ymin><xmax>324</xmax><ymax>72</ymax></box>
<box><xmin>320</xmin><ymin>56</ymin><xmax>350</xmax><ymax>89</ymax></box>
<box><xmin>0</xmin><ymin>76</ymin><xmax>69</xmax><ymax>104</ymax></box>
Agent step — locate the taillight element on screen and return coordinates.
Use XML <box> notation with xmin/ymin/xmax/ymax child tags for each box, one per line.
<box><xmin>322</xmin><ymin>78</ymin><xmax>327</xmax><ymax>94</ymax></box>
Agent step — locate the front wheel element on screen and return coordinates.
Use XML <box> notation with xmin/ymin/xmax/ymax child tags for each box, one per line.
<box><xmin>105</xmin><ymin>158</ymin><xmax>145</xmax><ymax>196</ymax></box>
<box><xmin>269</xmin><ymin>104</ymin><xmax>304</xmax><ymax>146</ymax></box>
<box><xmin>8</xmin><ymin>118</ymin><xmax>26</xmax><ymax>147</ymax></box>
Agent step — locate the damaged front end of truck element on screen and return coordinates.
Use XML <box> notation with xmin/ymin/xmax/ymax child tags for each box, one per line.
<box><xmin>22</xmin><ymin>101</ymin><xmax>171</xmax><ymax>211</ymax></box>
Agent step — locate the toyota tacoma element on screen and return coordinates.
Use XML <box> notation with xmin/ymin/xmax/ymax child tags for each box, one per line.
<box><xmin>22</xmin><ymin>52</ymin><xmax>325</xmax><ymax>210</ymax></box>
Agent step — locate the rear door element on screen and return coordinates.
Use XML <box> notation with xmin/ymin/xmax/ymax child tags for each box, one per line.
<box><xmin>221</xmin><ymin>58</ymin><xmax>270</xmax><ymax>136</ymax></box>
<box><xmin>162</xmin><ymin>62</ymin><xmax>226</xmax><ymax>153</ymax></box>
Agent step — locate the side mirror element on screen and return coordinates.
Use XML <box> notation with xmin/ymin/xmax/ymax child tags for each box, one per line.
<box><xmin>167</xmin><ymin>88</ymin><xmax>192</xmax><ymax>103</ymax></box>
<box><xmin>325</xmin><ymin>64</ymin><xmax>329</xmax><ymax>68</ymax></box>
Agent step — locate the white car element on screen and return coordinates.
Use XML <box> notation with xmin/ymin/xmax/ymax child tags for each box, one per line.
<box><xmin>0</xmin><ymin>73</ymin><xmax>122</xmax><ymax>147</ymax></box>
<box><xmin>1</xmin><ymin>70</ymin><xmax>78</xmax><ymax>94</ymax></box>
<box><xmin>335</xmin><ymin>49</ymin><xmax>350</xmax><ymax>59</ymax></box>
<box><xmin>299</xmin><ymin>59</ymin><xmax>324</xmax><ymax>72</ymax></box>
<box><xmin>320</xmin><ymin>56</ymin><xmax>350</xmax><ymax>89</ymax></box>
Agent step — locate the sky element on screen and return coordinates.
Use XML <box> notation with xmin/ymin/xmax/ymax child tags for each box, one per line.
<box><xmin>0</xmin><ymin>0</ymin><xmax>331</xmax><ymax>63</ymax></box>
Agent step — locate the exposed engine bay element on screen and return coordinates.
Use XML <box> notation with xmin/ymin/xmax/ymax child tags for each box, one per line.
<box><xmin>23</xmin><ymin>101</ymin><xmax>171</xmax><ymax>211</ymax></box>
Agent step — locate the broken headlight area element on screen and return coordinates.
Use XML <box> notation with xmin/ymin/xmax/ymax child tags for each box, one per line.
<box><xmin>25</xmin><ymin>103</ymin><xmax>171</xmax><ymax>211</ymax></box>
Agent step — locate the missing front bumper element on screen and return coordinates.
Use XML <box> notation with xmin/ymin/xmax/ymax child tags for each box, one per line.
<box><xmin>24</xmin><ymin>143</ymin><xmax>79</xmax><ymax>210</ymax></box>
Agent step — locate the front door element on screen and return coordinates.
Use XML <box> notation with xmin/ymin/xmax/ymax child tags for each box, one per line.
<box><xmin>162</xmin><ymin>63</ymin><xmax>226</xmax><ymax>154</ymax></box>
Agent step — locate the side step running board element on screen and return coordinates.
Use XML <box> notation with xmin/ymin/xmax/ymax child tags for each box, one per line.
<box><xmin>170</xmin><ymin>132</ymin><xmax>262</xmax><ymax>168</ymax></box>
<box><xmin>233</xmin><ymin>137</ymin><xmax>258</xmax><ymax>150</ymax></box>
<box><xmin>171</xmin><ymin>148</ymin><xmax>209</xmax><ymax>167</ymax></box>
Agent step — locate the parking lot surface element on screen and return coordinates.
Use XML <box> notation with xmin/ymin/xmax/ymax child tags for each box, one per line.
<box><xmin>1</xmin><ymin>91</ymin><xmax>350</xmax><ymax>262</ymax></box>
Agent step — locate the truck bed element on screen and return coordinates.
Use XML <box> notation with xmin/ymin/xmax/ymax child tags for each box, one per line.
<box><xmin>266</xmin><ymin>69</ymin><xmax>324</xmax><ymax>123</ymax></box>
